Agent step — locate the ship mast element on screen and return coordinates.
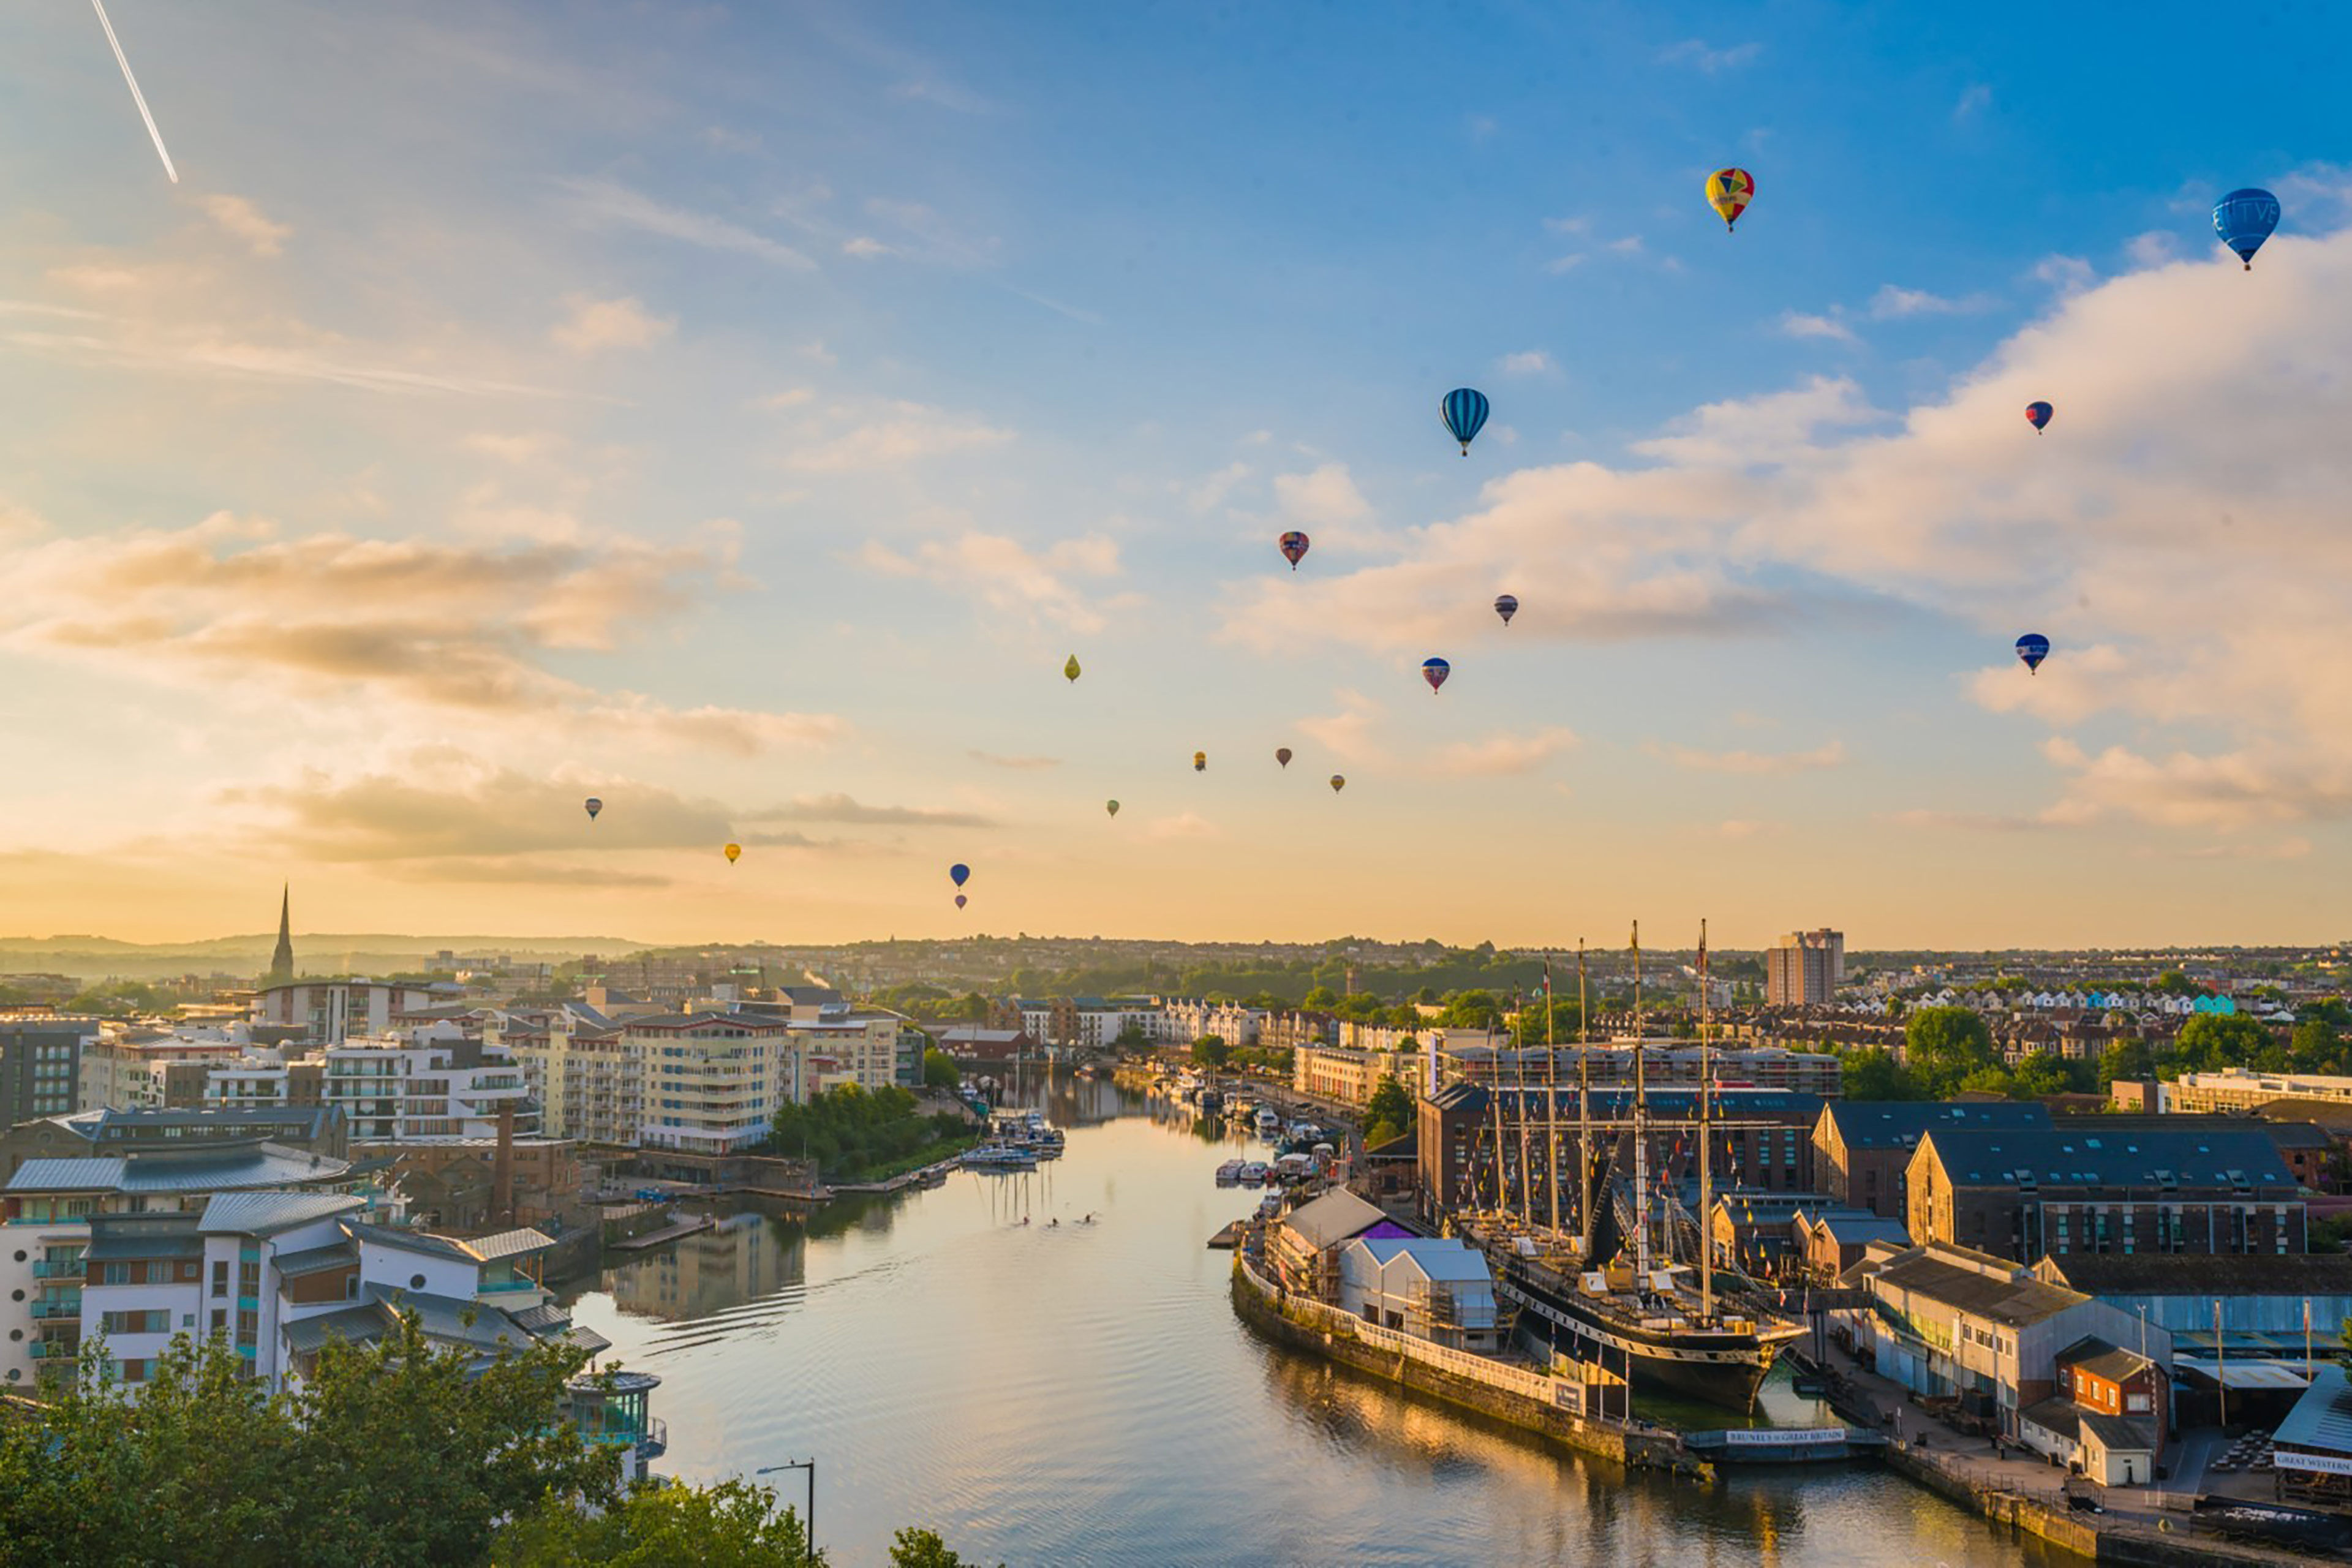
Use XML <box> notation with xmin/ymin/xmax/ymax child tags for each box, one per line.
<box><xmin>1698</xmin><ymin>918</ymin><xmax>1714</xmax><ymax>1324</ymax></box>
<box><xmin>1577</xmin><ymin>940</ymin><xmax>1591</xmax><ymax>1250</ymax></box>
<box><xmin>1631</xmin><ymin>920</ymin><xmax>1649</xmax><ymax>1281</ymax></box>
<box><xmin>1544</xmin><ymin>953</ymin><xmax>1560</xmax><ymax>1236</ymax></box>
<box><xmin>1511</xmin><ymin>1014</ymin><xmax>1531</xmax><ymax>1225</ymax></box>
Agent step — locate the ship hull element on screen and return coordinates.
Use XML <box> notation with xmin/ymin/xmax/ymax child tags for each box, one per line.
<box><xmin>1499</xmin><ymin>1264</ymin><xmax>1792</xmax><ymax>1414</ymax></box>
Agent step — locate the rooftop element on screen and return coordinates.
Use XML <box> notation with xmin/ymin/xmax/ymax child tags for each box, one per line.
<box><xmin>199</xmin><ymin>1191</ymin><xmax>365</xmax><ymax>1237</ymax></box>
<box><xmin>1280</xmin><ymin>1188</ymin><xmax>1387</xmax><ymax>1251</ymax></box>
<box><xmin>1916</xmin><ymin>1126</ymin><xmax>2296</xmax><ymax>1189</ymax></box>
<box><xmin>2273</xmin><ymin>1364</ymin><xmax>2352</xmax><ymax>1458</ymax></box>
<box><xmin>1866</xmin><ymin>1244</ymin><xmax>2092</xmax><ymax>1327</ymax></box>
<box><xmin>2057</xmin><ymin>1335</ymin><xmax>2155</xmax><ymax>1385</ymax></box>
<box><xmin>1821</xmin><ymin>1101</ymin><xmax>2054</xmax><ymax>1150</ymax></box>
<box><xmin>2032</xmin><ymin>1251</ymin><xmax>2352</xmax><ymax>1295</ymax></box>
<box><xmin>7</xmin><ymin>1144</ymin><xmax>352</xmax><ymax>1196</ymax></box>
<box><xmin>1351</xmin><ymin>1234</ymin><xmax>1493</xmax><ymax>1284</ymax></box>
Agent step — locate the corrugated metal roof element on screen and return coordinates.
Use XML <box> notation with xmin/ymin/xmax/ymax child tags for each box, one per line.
<box><xmin>1279</xmin><ymin>1189</ymin><xmax>1387</xmax><ymax>1251</ymax></box>
<box><xmin>1920</xmin><ymin>1126</ymin><xmax>2295</xmax><ymax>1190</ymax></box>
<box><xmin>1869</xmin><ymin>1246</ymin><xmax>2090</xmax><ymax>1327</ymax></box>
<box><xmin>456</xmin><ymin>1227</ymin><xmax>555</xmax><ymax>1262</ymax></box>
<box><xmin>344</xmin><ymin>1221</ymin><xmax>473</xmax><ymax>1261</ymax></box>
<box><xmin>282</xmin><ymin>1302</ymin><xmax>393</xmax><ymax>1354</ymax></box>
<box><xmin>200</xmin><ymin>1191</ymin><xmax>363</xmax><ymax>1237</ymax></box>
<box><xmin>1351</xmin><ymin>1235</ymin><xmax>1493</xmax><ymax>1284</ymax></box>
<box><xmin>273</xmin><ymin>1241</ymin><xmax>359</xmax><ymax>1278</ymax></box>
<box><xmin>1823</xmin><ymin>1101</ymin><xmax>2053</xmax><ymax>1150</ymax></box>
<box><xmin>6</xmin><ymin>1147</ymin><xmax>349</xmax><ymax>1195</ymax></box>
<box><xmin>2035</xmin><ymin>1252</ymin><xmax>2352</xmax><ymax>1295</ymax></box>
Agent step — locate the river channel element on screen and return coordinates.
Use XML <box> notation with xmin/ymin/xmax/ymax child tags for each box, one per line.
<box><xmin>564</xmin><ymin>1077</ymin><xmax>2075</xmax><ymax>1567</ymax></box>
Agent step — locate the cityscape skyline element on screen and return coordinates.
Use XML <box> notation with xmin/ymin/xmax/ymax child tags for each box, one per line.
<box><xmin>2</xmin><ymin>5</ymin><xmax>2347</xmax><ymax>948</ymax></box>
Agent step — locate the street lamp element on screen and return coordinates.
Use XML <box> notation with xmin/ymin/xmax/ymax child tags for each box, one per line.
<box><xmin>755</xmin><ymin>1459</ymin><xmax>816</xmax><ymax>1563</ymax></box>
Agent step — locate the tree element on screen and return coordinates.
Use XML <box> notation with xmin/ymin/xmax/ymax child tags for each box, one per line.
<box><xmin>1903</xmin><ymin>1006</ymin><xmax>1996</xmax><ymax>1098</ymax></box>
<box><xmin>2099</xmin><ymin>1038</ymin><xmax>2154</xmax><ymax>1088</ymax></box>
<box><xmin>2174</xmin><ymin>1014</ymin><xmax>2272</xmax><ymax>1072</ymax></box>
<box><xmin>0</xmin><ymin>1316</ymin><xmax>617</xmax><ymax>1568</ymax></box>
<box><xmin>2010</xmin><ymin>1052</ymin><xmax>2075</xmax><ymax>1099</ymax></box>
<box><xmin>2151</xmin><ymin>970</ymin><xmax>2198</xmax><ymax>997</ymax></box>
<box><xmin>921</xmin><ymin>1049</ymin><xmax>960</xmax><ymax>1090</ymax></box>
<box><xmin>889</xmin><ymin>1527</ymin><xmax>1003</xmax><ymax>1568</ymax></box>
<box><xmin>1302</xmin><ymin>986</ymin><xmax>1340</xmax><ymax>1010</ymax></box>
<box><xmin>1438</xmin><ymin>989</ymin><xmax>1501</xmax><ymax>1031</ymax></box>
<box><xmin>1191</xmin><ymin>1036</ymin><xmax>1231</xmax><ymax>1069</ymax></box>
<box><xmin>1840</xmin><ymin>1049</ymin><xmax>1917</xmax><ymax>1101</ymax></box>
<box><xmin>1363</xmin><ymin>1073</ymin><xmax>1414</xmax><ymax>1145</ymax></box>
<box><xmin>2293</xmin><ymin>1019</ymin><xmax>2347</xmax><ymax>1074</ymax></box>
<box><xmin>494</xmin><ymin>1479</ymin><xmax>821</xmax><ymax>1566</ymax></box>
<box><xmin>1510</xmin><ymin>998</ymin><xmax>1584</xmax><ymax>1047</ymax></box>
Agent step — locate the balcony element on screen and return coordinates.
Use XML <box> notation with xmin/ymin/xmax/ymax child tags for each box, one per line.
<box><xmin>32</xmin><ymin>1259</ymin><xmax>83</xmax><ymax>1279</ymax></box>
<box><xmin>32</xmin><ymin>1298</ymin><xmax>81</xmax><ymax>1320</ymax></box>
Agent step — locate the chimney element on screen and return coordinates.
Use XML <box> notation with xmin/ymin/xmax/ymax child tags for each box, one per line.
<box><xmin>492</xmin><ymin>1101</ymin><xmax>516</xmax><ymax>1227</ymax></box>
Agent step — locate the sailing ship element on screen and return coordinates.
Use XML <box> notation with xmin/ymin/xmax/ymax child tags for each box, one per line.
<box><xmin>1466</xmin><ymin>924</ymin><xmax>1803</xmax><ymax>1411</ymax></box>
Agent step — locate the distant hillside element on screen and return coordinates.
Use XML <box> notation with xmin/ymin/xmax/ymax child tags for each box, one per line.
<box><xmin>0</xmin><ymin>933</ymin><xmax>645</xmax><ymax>984</ymax></box>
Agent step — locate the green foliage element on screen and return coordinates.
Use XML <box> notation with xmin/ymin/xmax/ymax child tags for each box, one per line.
<box><xmin>61</xmin><ymin>979</ymin><xmax>176</xmax><ymax>1017</ymax></box>
<box><xmin>1903</xmin><ymin>1006</ymin><xmax>1997</xmax><ymax>1098</ymax></box>
<box><xmin>889</xmin><ymin>1526</ymin><xmax>1002</xmax><ymax>1568</ymax></box>
<box><xmin>1437</xmin><ymin>989</ymin><xmax>1501</xmax><ymax>1030</ymax></box>
<box><xmin>1191</xmin><ymin>1036</ymin><xmax>1231</xmax><ymax>1069</ymax></box>
<box><xmin>1839</xmin><ymin>1048</ymin><xmax>1918</xmax><ymax>1101</ymax></box>
<box><xmin>1510</xmin><ymin>998</ymin><xmax>1585</xmax><ymax>1047</ymax></box>
<box><xmin>0</xmin><ymin>1316</ymin><xmax>616</xmax><ymax>1568</ymax></box>
<box><xmin>2310</xmin><ymin>1214</ymin><xmax>2352</xmax><ymax>1256</ymax></box>
<box><xmin>2010</xmin><ymin>1050</ymin><xmax>2084</xmax><ymax>1099</ymax></box>
<box><xmin>921</xmin><ymin>1049</ymin><xmax>961</xmax><ymax>1090</ymax></box>
<box><xmin>760</xmin><ymin>1085</ymin><xmax>963</xmax><ymax>1180</ymax></box>
<box><xmin>2151</xmin><ymin>970</ymin><xmax>2198</xmax><ymax>997</ymax></box>
<box><xmin>2173</xmin><ymin>1013</ymin><xmax>2274</xmax><ymax>1073</ymax></box>
<box><xmin>2100</xmin><ymin>1038</ymin><xmax>2155</xmax><ymax>1088</ymax></box>
<box><xmin>493</xmin><ymin>1478</ymin><xmax>820</xmax><ymax>1567</ymax></box>
<box><xmin>1227</xmin><ymin>1045</ymin><xmax>1293</xmax><ymax>1079</ymax></box>
<box><xmin>2293</xmin><ymin>1018</ymin><xmax>2350</xmax><ymax>1075</ymax></box>
<box><xmin>1301</xmin><ymin>986</ymin><xmax>1340</xmax><ymax>1010</ymax></box>
<box><xmin>1364</xmin><ymin>1073</ymin><xmax>1414</xmax><ymax>1137</ymax></box>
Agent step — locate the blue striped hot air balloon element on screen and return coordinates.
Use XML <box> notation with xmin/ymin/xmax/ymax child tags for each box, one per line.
<box><xmin>1441</xmin><ymin>388</ymin><xmax>1490</xmax><ymax>456</ymax></box>
<box><xmin>2213</xmin><ymin>188</ymin><xmax>2280</xmax><ymax>271</ymax></box>
<box><xmin>2016</xmin><ymin>633</ymin><xmax>2050</xmax><ymax>674</ymax></box>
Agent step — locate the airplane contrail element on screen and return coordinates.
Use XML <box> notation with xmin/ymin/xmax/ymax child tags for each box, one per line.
<box><xmin>89</xmin><ymin>0</ymin><xmax>178</xmax><ymax>183</ymax></box>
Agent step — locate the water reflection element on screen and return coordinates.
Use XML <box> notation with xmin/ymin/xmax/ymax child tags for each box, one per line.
<box><xmin>562</xmin><ymin>1076</ymin><xmax>2062</xmax><ymax>1568</ymax></box>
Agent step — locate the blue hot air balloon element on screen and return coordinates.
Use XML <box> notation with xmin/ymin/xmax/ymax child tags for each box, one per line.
<box><xmin>2213</xmin><ymin>188</ymin><xmax>2280</xmax><ymax>271</ymax></box>
<box><xmin>1441</xmin><ymin>388</ymin><xmax>1490</xmax><ymax>456</ymax></box>
<box><xmin>1421</xmin><ymin>656</ymin><xmax>1451</xmax><ymax>693</ymax></box>
<box><xmin>949</xmin><ymin>863</ymin><xmax>970</xmax><ymax>888</ymax></box>
<box><xmin>2015</xmin><ymin>633</ymin><xmax>2050</xmax><ymax>674</ymax></box>
<box><xmin>2025</xmin><ymin>401</ymin><xmax>2053</xmax><ymax>434</ymax></box>
<box><xmin>583</xmin><ymin>797</ymin><xmax>602</xmax><ymax>821</ymax></box>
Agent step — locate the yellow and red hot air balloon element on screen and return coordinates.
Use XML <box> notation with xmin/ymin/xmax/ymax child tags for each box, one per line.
<box><xmin>1329</xmin><ymin>774</ymin><xmax>1346</xmax><ymax>793</ymax></box>
<box><xmin>1705</xmin><ymin>167</ymin><xmax>1755</xmax><ymax>233</ymax></box>
<box><xmin>1193</xmin><ymin>751</ymin><xmax>1207</xmax><ymax>772</ymax></box>
<box><xmin>724</xmin><ymin>842</ymin><xmax>742</xmax><ymax>864</ymax></box>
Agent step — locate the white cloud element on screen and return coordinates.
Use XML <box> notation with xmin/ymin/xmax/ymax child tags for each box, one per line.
<box><xmin>1498</xmin><ymin>350</ymin><xmax>1555</xmax><ymax>376</ymax></box>
<box><xmin>1216</xmin><ymin>225</ymin><xmax>2352</xmax><ymax>834</ymax></box>
<box><xmin>1543</xmin><ymin>255</ymin><xmax>1587</xmax><ymax>276</ymax></box>
<box><xmin>842</xmin><ymin>236</ymin><xmax>894</xmax><ymax>258</ymax></box>
<box><xmin>856</xmin><ymin>531</ymin><xmax>1120</xmax><ymax>632</ymax></box>
<box><xmin>197</xmin><ymin>195</ymin><xmax>291</xmax><ymax>258</ymax></box>
<box><xmin>2124</xmin><ymin>232</ymin><xmax>2180</xmax><ymax>268</ymax></box>
<box><xmin>1434</xmin><ymin>727</ymin><xmax>1578</xmax><ymax>777</ymax></box>
<box><xmin>1953</xmin><ymin>84</ymin><xmax>1992</xmax><ymax>123</ymax></box>
<box><xmin>758</xmin><ymin>388</ymin><xmax>816</xmax><ymax>410</ymax></box>
<box><xmin>558</xmin><ymin>178</ymin><xmax>814</xmax><ymax>269</ymax></box>
<box><xmin>1779</xmin><ymin>311</ymin><xmax>1856</xmax><ymax>343</ymax></box>
<box><xmin>1657</xmin><ymin>741</ymin><xmax>1846</xmax><ymax>775</ymax></box>
<box><xmin>1298</xmin><ymin>689</ymin><xmax>1385</xmax><ymax>764</ymax></box>
<box><xmin>462</xmin><ymin>432</ymin><xmax>565</xmax><ymax>464</ymax></box>
<box><xmin>550</xmin><ymin>294</ymin><xmax>674</xmax><ymax>353</ymax></box>
<box><xmin>2032</xmin><ymin>254</ymin><xmax>2096</xmax><ymax>295</ymax></box>
<box><xmin>1868</xmin><ymin>285</ymin><xmax>1991</xmax><ymax>318</ymax></box>
<box><xmin>1145</xmin><ymin>812</ymin><xmax>1218</xmax><ymax>841</ymax></box>
<box><xmin>1658</xmin><ymin>39</ymin><xmax>1760</xmax><ymax>72</ymax></box>
<box><xmin>1273</xmin><ymin>463</ymin><xmax>1373</xmax><ymax>528</ymax></box>
<box><xmin>785</xmin><ymin>401</ymin><xmax>1014</xmax><ymax>472</ymax></box>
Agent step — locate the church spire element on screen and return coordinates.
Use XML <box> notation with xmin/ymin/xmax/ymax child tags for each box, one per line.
<box><xmin>268</xmin><ymin>884</ymin><xmax>295</xmax><ymax>986</ymax></box>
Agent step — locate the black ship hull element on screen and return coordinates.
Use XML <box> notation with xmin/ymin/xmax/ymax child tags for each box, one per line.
<box><xmin>1498</xmin><ymin>1261</ymin><xmax>1792</xmax><ymax>1413</ymax></box>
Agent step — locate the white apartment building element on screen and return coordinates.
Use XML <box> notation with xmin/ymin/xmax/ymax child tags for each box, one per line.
<box><xmin>1156</xmin><ymin>1000</ymin><xmax>1267</xmax><ymax>1047</ymax></box>
<box><xmin>79</xmin><ymin>1025</ymin><xmax>254</xmax><ymax>1113</ymax></box>
<box><xmin>317</xmin><ymin>1031</ymin><xmax>537</xmax><ymax>1144</ymax></box>
<box><xmin>252</xmin><ymin>981</ymin><xmax>447</xmax><ymax>1046</ymax></box>
<box><xmin>0</xmin><ymin>1136</ymin><xmax>372</xmax><ymax>1392</ymax></box>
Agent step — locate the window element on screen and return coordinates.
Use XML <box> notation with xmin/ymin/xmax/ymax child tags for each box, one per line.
<box><xmin>212</xmin><ymin>1261</ymin><xmax>228</xmax><ymax>1296</ymax></box>
<box><xmin>103</xmin><ymin>1263</ymin><xmax>128</xmax><ymax>1286</ymax></box>
<box><xmin>118</xmin><ymin>1359</ymin><xmax>148</xmax><ymax>1384</ymax></box>
<box><xmin>210</xmin><ymin>1308</ymin><xmax>226</xmax><ymax>1335</ymax></box>
<box><xmin>238</xmin><ymin>1261</ymin><xmax>261</xmax><ymax>1295</ymax></box>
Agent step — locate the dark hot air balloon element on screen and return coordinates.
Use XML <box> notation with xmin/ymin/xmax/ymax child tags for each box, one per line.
<box><xmin>1329</xmin><ymin>774</ymin><xmax>1346</xmax><ymax>793</ymax></box>
<box><xmin>949</xmin><ymin>863</ymin><xmax>970</xmax><ymax>888</ymax></box>
<box><xmin>1421</xmin><ymin>656</ymin><xmax>1450</xmax><ymax>693</ymax></box>
<box><xmin>2214</xmin><ymin>187</ymin><xmax>2280</xmax><ymax>270</ymax></box>
<box><xmin>1275</xmin><ymin>747</ymin><xmax>1292</xmax><ymax>768</ymax></box>
<box><xmin>2026</xmin><ymin>401</ymin><xmax>2052</xmax><ymax>434</ymax></box>
<box><xmin>1441</xmin><ymin>388</ymin><xmax>1490</xmax><ymax>455</ymax></box>
<box><xmin>955</xmin><ymin>893</ymin><xmax>967</xmax><ymax>910</ymax></box>
<box><xmin>584</xmin><ymin>797</ymin><xmax>602</xmax><ymax>821</ymax></box>
<box><xmin>1278</xmin><ymin>530</ymin><xmax>1310</xmax><ymax>570</ymax></box>
<box><xmin>1493</xmin><ymin>594</ymin><xmax>1518</xmax><ymax>626</ymax></box>
<box><xmin>1106</xmin><ymin>799</ymin><xmax>1119</xmax><ymax>817</ymax></box>
<box><xmin>2016</xmin><ymin>633</ymin><xmax>2050</xmax><ymax>674</ymax></box>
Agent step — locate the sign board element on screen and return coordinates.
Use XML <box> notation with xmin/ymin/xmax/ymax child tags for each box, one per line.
<box><xmin>1724</xmin><ymin>1427</ymin><xmax>1846</xmax><ymax>1448</ymax></box>
<box><xmin>2275</xmin><ymin>1449</ymin><xmax>2352</xmax><ymax>1477</ymax></box>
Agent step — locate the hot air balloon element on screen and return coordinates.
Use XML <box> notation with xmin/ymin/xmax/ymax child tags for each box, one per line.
<box><xmin>1329</xmin><ymin>774</ymin><xmax>1346</xmax><ymax>793</ymax></box>
<box><xmin>1494</xmin><ymin>594</ymin><xmax>1518</xmax><ymax>627</ymax></box>
<box><xmin>1278</xmin><ymin>530</ymin><xmax>1310</xmax><ymax>570</ymax></box>
<box><xmin>2214</xmin><ymin>187</ymin><xmax>2281</xmax><ymax>271</ymax></box>
<box><xmin>949</xmin><ymin>863</ymin><xmax>971</xmax><ymax>888</ymax></box>
<box><xmin>1063</xmin><ymin>655</ymin><xmax>1081</xmax><ymax>684</ymax></box>
<box><xmin>955</xmin><ymin>893</ymin><xmax>967</xmax><ymax>910</ymax></box>
<box><xmin>1275</xmin><ymin>747</ymin><xmax>1292</xmax><ymax>768</ymax></box>
<box><xmin>1441</xmin><ymin>388</ymin><xmax>1490</xmax><ymax>456</ymax></box>
<box><xmin>584</xmin><ymin>797</ymin><xmax>603</xmax><ymax>821</ymax></box>
<box><xmin>1421</xmin><ymin>656</ymin><xmax>1450</xmax><ymax>694</ymax></box>
<box><xmin>1705</xmin><ymin>167</ymin><xmax>1755</xmax><ymax>232</ymax></box>
<box><xmin>724</xmin><ymin>842</ymin><xmax>742</xmax><ymax>864</ymax></box>
<box><xmin>1106</xmin><ymin>799</ymin><xmax>1120</xmax><ymax>817</ymax></box>
<box><xmin>1193</xmin><ymin>752</ymin><xmax>1207</xmax><ymax>772</ymax></box>
<box><xmin>2026</xmin><ymin>401</ymin><xmax>2053</xmax><ymax>434</ymax></box>
<box><xmin>2016</xmin><ymin>633</ymin><xmax>2050</xmax><ymax>674</ymax></box>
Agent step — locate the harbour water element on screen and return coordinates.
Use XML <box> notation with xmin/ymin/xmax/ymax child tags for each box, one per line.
<box><xmin>565</xmin><ymin>1078</ymin><xmax>2073</xmax><ymax>1567</ymax></box>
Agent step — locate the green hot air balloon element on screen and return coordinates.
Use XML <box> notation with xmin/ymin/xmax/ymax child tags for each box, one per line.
<box><xmin>1064</xmin><ymin>654</ymin><xmax>1081</xmax><ymax>684</ymax></box>
<box><xmin>1106</xmin><ymin>799</ymin><xmax>1120</xmax><ymax>817</ymax></box>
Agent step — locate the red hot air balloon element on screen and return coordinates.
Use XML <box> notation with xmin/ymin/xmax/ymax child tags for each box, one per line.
<box><xmin>1278</xmin><ymin>531</ymin><xmax>1310</xmax><ymax>570</ymax></box>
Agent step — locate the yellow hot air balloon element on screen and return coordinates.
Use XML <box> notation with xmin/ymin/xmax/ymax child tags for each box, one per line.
<box><xmin>1064</xmin><ymin>654</ymin><xmax>1081</xmax><ymax>683</ymax></box>
<box><xmin>724</xmin><ymin>842</ymin><xmax>742</xmax><ymax>863</ymax></box>
<box><xmin>1193</xmin><ymin>751</ymin><xmax>1207</xmax><ymax>772</ymax></box>
<box><xmin>1329</xmin><ymin>774</ymin><xmax>1345</xmax><ymax>793</ymax></box>
<box><xmin>1705</xmin><ymin>167</ymin><xmax>1755</xmax><ymax>232</ymax></box>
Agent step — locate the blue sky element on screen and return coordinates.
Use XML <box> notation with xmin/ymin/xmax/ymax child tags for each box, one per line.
<box><xmin>0</xmin><ymin>2</ymin><xmax>2346</xmax><ymax>948</ymax></box>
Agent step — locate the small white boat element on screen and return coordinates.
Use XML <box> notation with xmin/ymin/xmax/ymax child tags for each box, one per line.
<box><xmin>1215</xmin><ymin>1159</ymin><xmax>1245</xmax><ymax>1185</ymax></box>
<box><xmin>963</xmin><ymin>1146</ymin><xmax>1038</xmax><ymax>1171</ymax></box>
<box><xmin>1237</xmin><ymin>1161</ymin><xmax>1270</xmax><ymax>1186</ymax></box>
